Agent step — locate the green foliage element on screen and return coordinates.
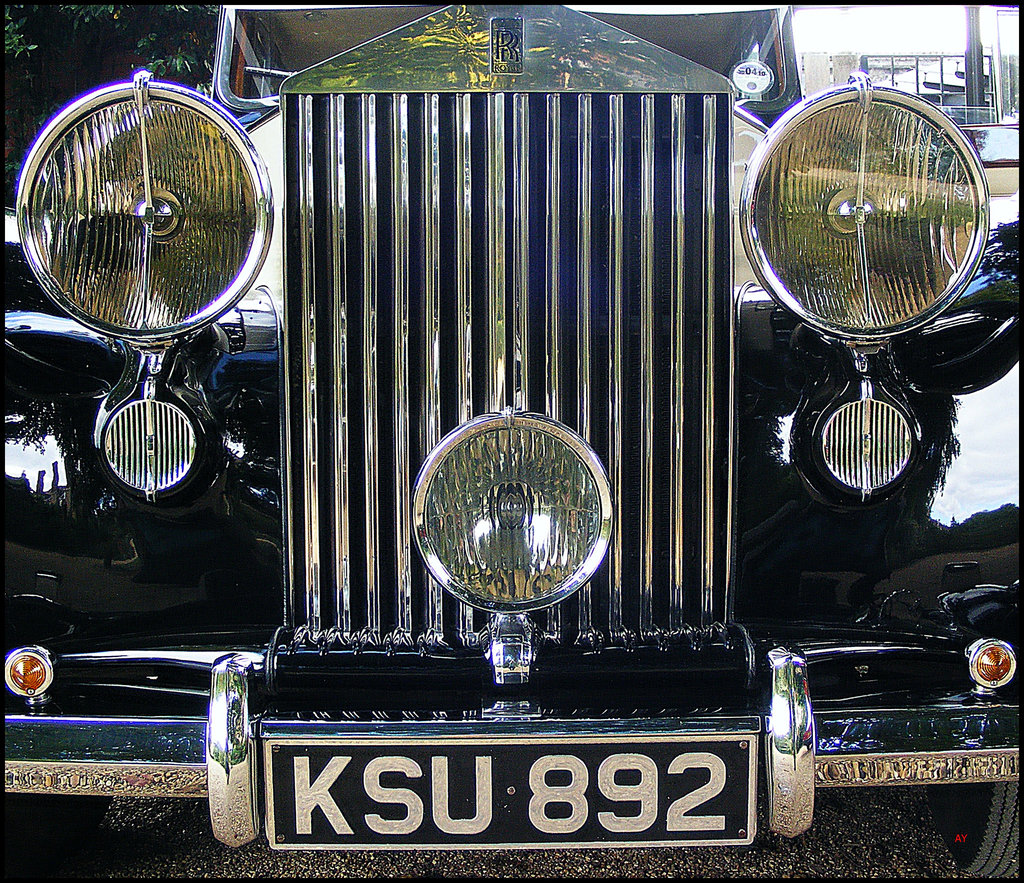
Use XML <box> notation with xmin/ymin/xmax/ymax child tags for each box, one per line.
<box><xmin>5</xmin><ymin>5</ymin><xmax>219</xmax><ymax>205</ymax></box>
<box><xmin>4</xmin><ymin>8</ymin><xmax>37</xmax><ymax>57</ymax></box>
<box><xmin>941</xmin><ymin>503</ymin><xmax>1019</xmax><ymax>553</ymax></box>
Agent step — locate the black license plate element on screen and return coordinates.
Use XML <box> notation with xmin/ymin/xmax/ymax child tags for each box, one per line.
<box><xmin>265</xmin><ymin>732</ymin><xmax>756</xmax><ymax>849</ymax></box>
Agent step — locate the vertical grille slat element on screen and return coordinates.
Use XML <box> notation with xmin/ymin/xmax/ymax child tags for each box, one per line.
<box><xmin>670</xmin><ymin>95</ymin><xmax>687</xmax><ymax>633</ymax></box>
<box><xmin>606</xmin><ymin>92</ymin><xmax>627</xmax><ymax>644</ymax></box>
<box><xmin>639</xmin><ymin>93</ymin><xmax>656</xmax><ymax>641</ymax></box>
<box><xmin>544</xmin><ymin>95</ymin><xmax>561</xmax><ymax>425</ymax></box>
<box><xmin>486</xmin><ymin>93</ymin><xmax>506</xmax><ymax>414</ymax></box>
<box><xmin>544</xmin><ymin>94</ymin><xmax>563</xmax><ymax>644</ymax></box>
<box><xmin>512</xmin><ymin>93</ymin><xmax>530</xmax><ymax>414</ymax></box>
<box><xmin>391</xmin><ymin>94</ymin><xmax>413</xmax><ymax>645</ymax></box>
<box><xmin>576</xmin><ymin>94</ymin><xmax>593</xmax><ymax>446</ymax></box>
<box><xmin>575</xmin><ymin>93</ymin><xmax>594</xmax><ymax>643</ymax></box>
<box><xmin>360</xmin><ymin>94</ymin><xmax>381</xmax><ymax>643</ymax></box>
<box><xmin>700</xmin><ymin>95</ymin><xmax>719</xmax><ymax>628</ymax></box>
<box><xmin>298</xmin><ymin>94</ymin><xmax>321</xmax><ymax>634</ymax></box>
<box><xmin>455</xmin><ymin>94</ymin><xmax>474</xmax><ymax>429</ymax></box>
<box><xmin>422</xmin><ymin>92</ymin><xmax>444</xmax><ymax>644</ymax></box>
<box><xmin>330</xmin><ymin>95</ymin><xmax>352</xmax><ymax>637</ymax></box>
<box><xmin>454</xmin><ymin>93</ymin><xmax>477</xmax><ymax>647</ymax></box>
<box><xmin>286</xmin><ymin>85</ymin><xmax>732</xmax><ymax>653</ymax></box>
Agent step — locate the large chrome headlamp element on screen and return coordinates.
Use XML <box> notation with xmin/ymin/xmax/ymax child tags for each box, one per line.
<box><xmin>413</xmin><ymin>413</ymin><xmax>612</xmax><ymax>613</ymax></box>
<box><xmin>16</xmin><ymin>73</ymin><xmax>272</xmax><ymax>343</ymax></box>
<box><xmin>740</xmin><ymin>77</ymin><xmax>989</xmax><ymax>340</ymax></box>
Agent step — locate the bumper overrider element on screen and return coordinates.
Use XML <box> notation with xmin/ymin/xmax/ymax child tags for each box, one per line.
<box><xmin>5</xmin><ymin>648</ymin><xmax>1018</xmax><ymax>848</ymax></box>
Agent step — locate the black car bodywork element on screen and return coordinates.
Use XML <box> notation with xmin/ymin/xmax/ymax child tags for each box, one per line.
<box><xmin>5</xmin><ymin>3</ymin><xmax>1018</xmax><ymax>872</ymax></box>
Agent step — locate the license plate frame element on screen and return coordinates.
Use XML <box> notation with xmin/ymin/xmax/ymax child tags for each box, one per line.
<box><xmin>264</xmin><ymin>728</ymin><xmax>757</xmax><ymax>850</ymax></box>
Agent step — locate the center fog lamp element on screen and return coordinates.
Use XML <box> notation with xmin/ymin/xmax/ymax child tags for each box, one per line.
<box><xmin>740</xmin><ymin>77</ymin><xmax>988</xmax><ymax>340</ymax></box>
<box><xmin>413</xmin><ymin>413</ymin><xmax>612</xmax><ymax>613</ymax></box>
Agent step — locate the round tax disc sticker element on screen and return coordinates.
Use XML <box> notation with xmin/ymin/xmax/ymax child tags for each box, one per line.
<box><xmin>731</xmin><ymin>61</ymin><xmax>774</xmax><ymax>95</ymax></box>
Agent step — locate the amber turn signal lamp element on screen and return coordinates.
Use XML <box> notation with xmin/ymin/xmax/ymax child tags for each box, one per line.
<box><xmin>967</xmin><ymin>639</ymin><xmax>1016</xmax><ymax>691</ymax></box>
<box><xmin>4</xmin><ymin>647</ymin><xmax>54</xmax><ymax>698</ymax></box>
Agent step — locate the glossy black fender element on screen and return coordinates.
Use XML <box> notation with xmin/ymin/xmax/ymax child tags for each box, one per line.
<box><xmin>733</xmin><ymin>203</ymin><xmax>1019</xmax><ymax>646</ymax></box>
<box><xmin>5</xmin><ymin>235</ymin><xmax>284</xmax><ymax>651</ymax></box>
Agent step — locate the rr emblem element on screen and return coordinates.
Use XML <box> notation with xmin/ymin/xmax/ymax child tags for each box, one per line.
<box><xmin>490</xmin><ymin>18</ymin><xmax>524</xmax><ymax>74</ymax></box>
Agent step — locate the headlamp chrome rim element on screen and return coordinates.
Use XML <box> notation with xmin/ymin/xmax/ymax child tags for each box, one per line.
<box><xmin>412</xmin><ymin>411</ymin><xmax>613</xmax><ymax>614</ymax></box>
<box><xmin>15</xmin><ymin>77</ymin><xmax>273</xmax><ymax>344</ymax></box>
<box><xmin>739</xmin><ymin>82</ymin><xmax>990</xmax><ymax>342</ymax></box>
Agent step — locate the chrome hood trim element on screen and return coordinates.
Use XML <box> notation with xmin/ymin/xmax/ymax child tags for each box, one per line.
<box><xmin>280</xmin><ymin>4</ymin><xmax>732</xmax><ymax>95</ymax></box>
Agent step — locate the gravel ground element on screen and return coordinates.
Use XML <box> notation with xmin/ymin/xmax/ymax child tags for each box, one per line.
<box><xmin>52</xmin><ymin>787</ymin><xmax>967</xmax><ymax>878</ymax></box>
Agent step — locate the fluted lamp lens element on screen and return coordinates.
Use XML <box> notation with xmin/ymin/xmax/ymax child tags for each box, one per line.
<box><xmin>5</xmin><ymin>648</ymin><xmax>53</xmax><ymax>697</ymax></box>
<box><xmin>821</xmin><ymin>397</ymin><xmax>913</xmax><ymax>495</ymax></box>
<box><xmin>11</xmin><ymin>656</ymin><xmax>47</xmax><ymax>693</ymax></box>
<box><xmin>413</xmin><ymin>414</ymin><xmax>612</xmax><ymax>613</ymax></box>
<box><xmin>977</xmin><ymin>648</ymin><xmax>1012</xmax><ymax>684</ymax></box>
<box><xmin>16</xmin><ymin>79</ymin><xmax>271</xmax><ymax>342</ymax></box>
<box><xmin>743</xmin><ymin>86</ymin><xmax>987</xmax><ymax>338</ymax></box>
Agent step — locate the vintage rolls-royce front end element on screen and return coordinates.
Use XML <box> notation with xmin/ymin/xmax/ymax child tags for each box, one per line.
<box><xmin>5</xmin><ymin>4</ymin><xmax>1019</xmax><ymax>873</ymax></box>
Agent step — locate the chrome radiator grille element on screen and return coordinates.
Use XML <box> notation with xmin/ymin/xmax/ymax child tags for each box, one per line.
<box><xmin>283</xmin><ymin>89</ymin><xmax>733</xmax><ymax>651</ymax></box>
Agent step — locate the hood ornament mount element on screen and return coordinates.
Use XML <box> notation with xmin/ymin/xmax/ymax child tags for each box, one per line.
<box><xmin>487</xmin><ymin>612</ymin><xmax>536</xmax><ymax>686</ymax></box>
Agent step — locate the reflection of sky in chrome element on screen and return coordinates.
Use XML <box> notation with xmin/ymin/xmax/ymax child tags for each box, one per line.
<box><xmin>5</xmin><ymin>433</ymin><xmax>66</xmax><ymax>493</ymax></box>
<box><xmin>932</xmin><ymin>363</ymin><xmax>1020</xmax><ymax>526</ymax></box>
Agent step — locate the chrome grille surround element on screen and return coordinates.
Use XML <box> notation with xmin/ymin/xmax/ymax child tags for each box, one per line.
<box><xmin>281</xmin><ymin>5</ymin><xmax>735</xmax><ymax>653</ymax></box>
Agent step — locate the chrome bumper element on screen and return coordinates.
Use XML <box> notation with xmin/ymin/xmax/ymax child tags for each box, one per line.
<box><xmin>4</xmin><ymin>649</ymin><xmax>1019</xmax><ymax>847</ymax></box>
<box><xmin>207</xmin><ymin>654</ymin><xmax>260</xmax><ymax>847</ymax></box>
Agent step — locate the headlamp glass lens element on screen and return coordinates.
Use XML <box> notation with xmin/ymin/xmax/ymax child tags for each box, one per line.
<box><xmin>18</xmin><ymin>82</ymin><xmax>270</xmax><ymax>340</ymax></box>
<box><xmin>747</xmin><ymin>91</ymin><xmax>986</xmax><ymax>337</ymax></box>
<box><xmin>415</xmin><ymin>416</ymin><xmax>611</xmax><ymax>612</ymax></box>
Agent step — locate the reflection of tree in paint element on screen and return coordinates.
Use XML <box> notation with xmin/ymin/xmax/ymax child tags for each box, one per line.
<box><xmin>734</xmin><ymin>289</ymin><xmax>1018</xmax><ymax>627</ymax></box>
<box><xmin>5</xmin><ymin>392</ymin><xmax>111</xmax><ymax>557</ymax></box>
<box><xmin>980</xmin><ymin>218</ymin><xmax>1019</xmax><ymax>286</ymax></box>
